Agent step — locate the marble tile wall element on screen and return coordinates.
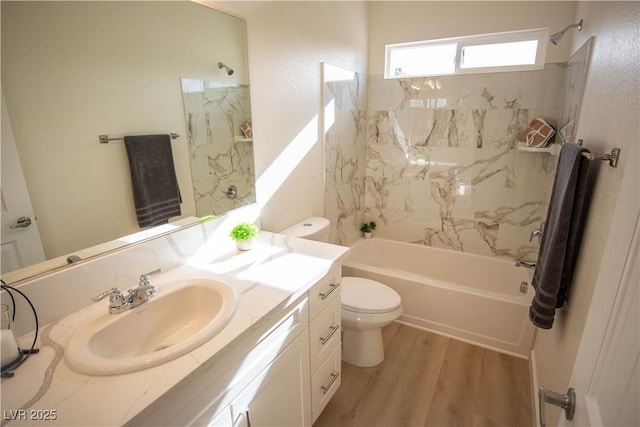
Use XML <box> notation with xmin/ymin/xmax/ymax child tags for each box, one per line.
<box><xmin>323</xmin><ymin>64</ymin><xmax>368</xmax><ymax>246</ymax></box>
<box><xmin>365</xmin><ymin>66</ymin><xmax>566</xmax><ymax>259</ymax></box>
<box><xmin>181</xmin><ymin>79</ymin><xmax>255</xmax><ymax>217</ymax></box>
<box><xmin>324</xmin><ymin>64</ymin><xmax>575</xmax><ymax>260</ymax></box>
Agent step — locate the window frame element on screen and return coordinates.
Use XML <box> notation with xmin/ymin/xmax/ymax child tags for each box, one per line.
<box><xmin>384</xmin><ymin>28</ymin><xmax>550</xmax><ymax>79</ymax></box>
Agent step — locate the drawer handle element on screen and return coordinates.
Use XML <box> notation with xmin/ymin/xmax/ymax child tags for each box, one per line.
<box><xmin>321</xmin><ymin>372</ymin><xmax>340</xmax><ymax>395</ymax></box>
<box><xmin>319</xmin><ymin>282</ymin><xmax>340</xmax><ymax>300</ymax></box>
<box><xmin>320</xmin><ymin>324</ymin><xmax>340</xmax><ymax>345</ymax></box>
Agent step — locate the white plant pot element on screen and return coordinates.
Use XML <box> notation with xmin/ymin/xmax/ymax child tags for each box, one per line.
<box><xmin>364</xmin><ymin>232</ymin><xmax>372</xmax><ymax>239</ymax></box>
<box><xmin>235</xmin><ymin>239</ymin><xmax>254</xmax><ymax>251</ymax></box>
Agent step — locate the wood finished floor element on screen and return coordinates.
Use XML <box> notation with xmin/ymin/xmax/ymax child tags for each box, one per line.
<box><xmin>314</xmin><ymin>323</ymin><xmax>532</xmax><ymax>427</ymax></box>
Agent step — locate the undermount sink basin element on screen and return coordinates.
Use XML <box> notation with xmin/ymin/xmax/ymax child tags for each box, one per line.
<box><xmin>65</xmin><ymin>279</ymin><xmax>237</xmax><ymax>375</ymax></box>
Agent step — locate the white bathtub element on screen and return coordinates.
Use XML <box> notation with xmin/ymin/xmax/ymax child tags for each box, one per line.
<box><xmin>342</xmin><ymin>238</ymin><xmax>535</xmax><ymax>358</ymax></box>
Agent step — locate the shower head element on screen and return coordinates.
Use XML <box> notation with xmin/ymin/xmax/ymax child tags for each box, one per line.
<box><xmin>549</xmin><ymin>19</ymin><xmax>583</xmax><ymax>45</ymax></box>
<box><xmin>218</xmin><ymin>62</ymin><xmax>234</xmax><ymax>75</ymax></box>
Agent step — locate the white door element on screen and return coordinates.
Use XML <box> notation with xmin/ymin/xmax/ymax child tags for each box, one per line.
<box><xmin>558</xmin><ymin>174</ymin><xmax>639</xmax><ymax>425</ymax></box>
<box><xmin>1</xmin><ymin>92</ymin><xmax>46</xmax><ymax>274</ymax></box>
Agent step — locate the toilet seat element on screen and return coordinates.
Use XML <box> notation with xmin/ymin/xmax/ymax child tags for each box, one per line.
<box><xmin>341</xmin><ymin>277</ymin><xmax>402</xmax><ymax>314</ymax></box>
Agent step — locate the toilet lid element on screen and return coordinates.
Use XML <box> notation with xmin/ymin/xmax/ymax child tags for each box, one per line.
<box><xmin>341</xmin><ymin>277</ymin><xmax>402</xmax><ymax>314</ymax></box>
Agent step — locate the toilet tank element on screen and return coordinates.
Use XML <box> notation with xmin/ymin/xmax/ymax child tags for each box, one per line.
<box><xmin>279</xmin><ymin>217</ymin><xmax>330</xmax><ymax>242</ymax></box>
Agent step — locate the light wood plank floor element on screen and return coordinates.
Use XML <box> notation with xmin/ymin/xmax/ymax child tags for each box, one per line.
<box><xmin>314</xmin><ymin>323</ymin><xmax>532</xmax><ymax>427</ymax></box>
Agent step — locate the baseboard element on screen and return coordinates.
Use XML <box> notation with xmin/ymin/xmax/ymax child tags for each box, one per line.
<box><xmin>396</xmin><ymin>316</ymin><xmax>530</xmax><ymax>360</ymax></box>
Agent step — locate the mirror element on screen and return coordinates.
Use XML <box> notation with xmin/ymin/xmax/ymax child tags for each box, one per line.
<box><xmin>1</xmin><ymin>1</ymin><xmax>255</xmax><ymax>282</ymax></box>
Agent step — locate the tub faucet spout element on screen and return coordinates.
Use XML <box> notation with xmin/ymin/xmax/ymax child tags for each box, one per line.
<box><xmin>515</xmin><ymin>260</ymin><xmax>537</xmax><ymax>269</ymax></box>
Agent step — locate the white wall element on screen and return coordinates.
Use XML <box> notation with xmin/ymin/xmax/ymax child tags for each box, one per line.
<box><xmin>212</xmin><ymin>1</ymin><xmax>369</xmax><ymax>233</ymax></box>
<box><xmin>7</xmin><ymin>3</ymin><xmax>637</xmax><ymax>396</ymax></box>
<box><xmin>2</xmin><ymin>4</ymin><xmax>637</xmax><ymax>423</ymax></box>
<box><xmin>1</xmin><ymin>0</ymin><xmax>575</xmax><ymax>262</ymax></box>
<box><xmin>1</xmin><ymin>2</ymin><xmax>247</xmax><ymax>259</ymax></box>
<box><xmin>214</xmin><ymin>0</ymin><xmax>577</xmax><ymax>235</ymax></box>
<box><xmin>532</xmin><ymin>2</ymin><xmax>639</xmax><ymax>425</ymax></box>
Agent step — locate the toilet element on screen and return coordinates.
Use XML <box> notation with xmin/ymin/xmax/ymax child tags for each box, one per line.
<box><xmin>279</xmin><ymin>217</ymin><xmax>403</xmax><ymax>367</ymax></box>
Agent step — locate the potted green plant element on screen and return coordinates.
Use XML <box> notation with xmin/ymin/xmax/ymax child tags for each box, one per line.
<box><xmin>360</xmin><ymin>221</ymin><xmax>377</xmax><ymax>238</ymax></box>
<box><xmin>230</xmin><ymin>222</ymin><xmax>259</xmax><ymax>251</ymax></box>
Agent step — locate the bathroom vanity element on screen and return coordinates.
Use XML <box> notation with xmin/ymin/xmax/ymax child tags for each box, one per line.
<box><xmin>0</xmin><ymin>223</ymin><xmax>348</xmax><ymax>426</ymax></box>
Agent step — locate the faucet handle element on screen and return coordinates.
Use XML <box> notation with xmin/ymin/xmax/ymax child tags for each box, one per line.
<box><xmin>139</xmin><ymin>268</ymin><xmax>161</xmax><ymax>286</ymax></box>
<box><xmin>529</xmin><ymin>229</ymin><xmax>543</xmax><ymax>242</ymax></box>
<box><xmin>92</xmin><ymin>288</ymin><xmax>125</xmax><ymax>304</ymax></box>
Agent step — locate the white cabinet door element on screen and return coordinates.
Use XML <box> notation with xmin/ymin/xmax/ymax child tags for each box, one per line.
<box><xmin>230</xmin><ymin>331</ymin><xmax>312</xmax><ymax>427</ymax></box>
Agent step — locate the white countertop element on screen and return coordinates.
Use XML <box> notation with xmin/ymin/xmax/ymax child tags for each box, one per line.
<box><xmin>0</xmin><ymin>233</ymin><xmax>349</xmax><ymax>426</ymax></box>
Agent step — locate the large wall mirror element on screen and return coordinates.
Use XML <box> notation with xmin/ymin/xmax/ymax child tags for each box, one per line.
<box><xmin>1</xmin><ymin>1</ymin><xmax>255</xmax><ymax>283</ymax></box>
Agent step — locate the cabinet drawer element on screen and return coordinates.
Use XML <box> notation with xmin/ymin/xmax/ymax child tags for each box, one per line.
<box><xmin>308</xmin><ymin>264</ymin><xmax>341</xmax><ymax>320</ymax></box>
<box><xmin>309</xmin><ymin>295</ymin><xmax>341</xmax><ymax>373</ymax></box>
<box><xmin>311</xmin><ymin>344</ymin><xmax>341</xmax><ymax>423</ymax></box>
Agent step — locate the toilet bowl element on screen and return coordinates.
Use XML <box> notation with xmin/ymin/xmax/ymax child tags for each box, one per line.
<box><xmin>341</xmin><ymin>277</ymin><xmax>403</xmax><ymax>367</ymax></box>
<box><xmin>278</xmin><ymin>217</ymin><xmax>403</xmax><ymax>367</ymax></box>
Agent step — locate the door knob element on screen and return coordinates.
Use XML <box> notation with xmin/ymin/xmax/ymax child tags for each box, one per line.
<box><xmin>10</xmin><ymin>216</ymin><xmax>32</xmax><ymax>229</ymax></box>
<box><xmin>538</xmin><ymin>386</ymin><xmax>575</xmax><ymax>427</ymax></box>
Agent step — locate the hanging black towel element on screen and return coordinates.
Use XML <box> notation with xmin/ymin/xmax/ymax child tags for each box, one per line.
<box><xmin>529</xmin><ymin>143</ymin><xmax>592</xmax><ymax>329</ymax></box>
<box><xmin>124</xmin><ymin>134</ymin><xmax>182</xmax><ymax>228</ymax></box>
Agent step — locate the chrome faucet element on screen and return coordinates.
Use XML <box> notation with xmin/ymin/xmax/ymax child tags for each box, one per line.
<box><xmin>92</xmin><ymin>268</ymin><xmax>161</xmax><ymax>314</ymax></box>
<box><xmin>530</xmin><ymin>229</ymin><xmax>543</xmax><ymax>242</ymax></box>
<box><xmin>515</xmin><ymin>260</ymin><xmax>537</xmax><ymax>270</ymax></box>
<box><xmin>530</xmin><ymin>222</ymin><xmax>544</xmax><ymax>242</ymax></box>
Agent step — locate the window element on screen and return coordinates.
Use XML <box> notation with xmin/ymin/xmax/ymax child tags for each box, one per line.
<box><xmin>385</xmin><ymin>28</ymin><xmax>549</xmax><ymax>79</ymax></box>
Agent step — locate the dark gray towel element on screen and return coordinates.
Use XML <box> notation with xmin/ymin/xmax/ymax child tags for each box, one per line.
<box><xmin>530</xmin><ymin>143</ymin><xmax>592</xmax><ymax>329</ymax></box>
<box><xmin>124</xmin><ymin>134</ymin><xmax>182</xmax><ymax>228</ymax></box>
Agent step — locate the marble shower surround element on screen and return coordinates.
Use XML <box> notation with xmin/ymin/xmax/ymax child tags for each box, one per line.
<box><xmin>366</xmin><ymin>67</ymin><xmax>566</xmax><ymax>259</ymax></box>
<box><xmin>323</xmin><ymin>64</ymin><xmax>368</xmax><ymax>246</ymax></box>
<box><xmin>324</xmin><ymin>64</ymin><xmax>569</xmax><ymax>259</ymax></box>
<box><xmin>181</xmin><ymin>79</ymin><xmax>255</xmax><ymax>217</ymax></box>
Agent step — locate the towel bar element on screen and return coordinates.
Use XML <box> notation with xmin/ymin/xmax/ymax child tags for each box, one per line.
<box><xmin>576</xmin><ymin>140</ymin><xmax>620</xmax><ymax>167</ymax></box>
<box><xmin>581</xmin><ymin>148</ymin><xmax>620</xmax><ymax>167</ymax></box>
<box><xmin>99</xmin><ymin>132</ymin><xmax>180</xmax><ymax>144</ymax></box>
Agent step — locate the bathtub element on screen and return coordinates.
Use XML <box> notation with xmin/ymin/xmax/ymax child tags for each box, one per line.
<box><xmin>342</xmin><ymin>238</ymin><xmax>535</xmax><ymax>358</ymax></box>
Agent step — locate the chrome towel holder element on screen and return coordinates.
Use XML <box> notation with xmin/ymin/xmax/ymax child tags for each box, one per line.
<box><xmin>581</xmin><ymin>147</ymin><xmax>620</xmax><ymax>167</ymax></box>
<box><xmin>99</xmin><ymin>132</ymin><xmax>180</xmax><ymax>144</ymax></box>
<box><xmin>576</xmin><ymin>140</ymin><xmax>621</xmax><ymax>167</ymax></box>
